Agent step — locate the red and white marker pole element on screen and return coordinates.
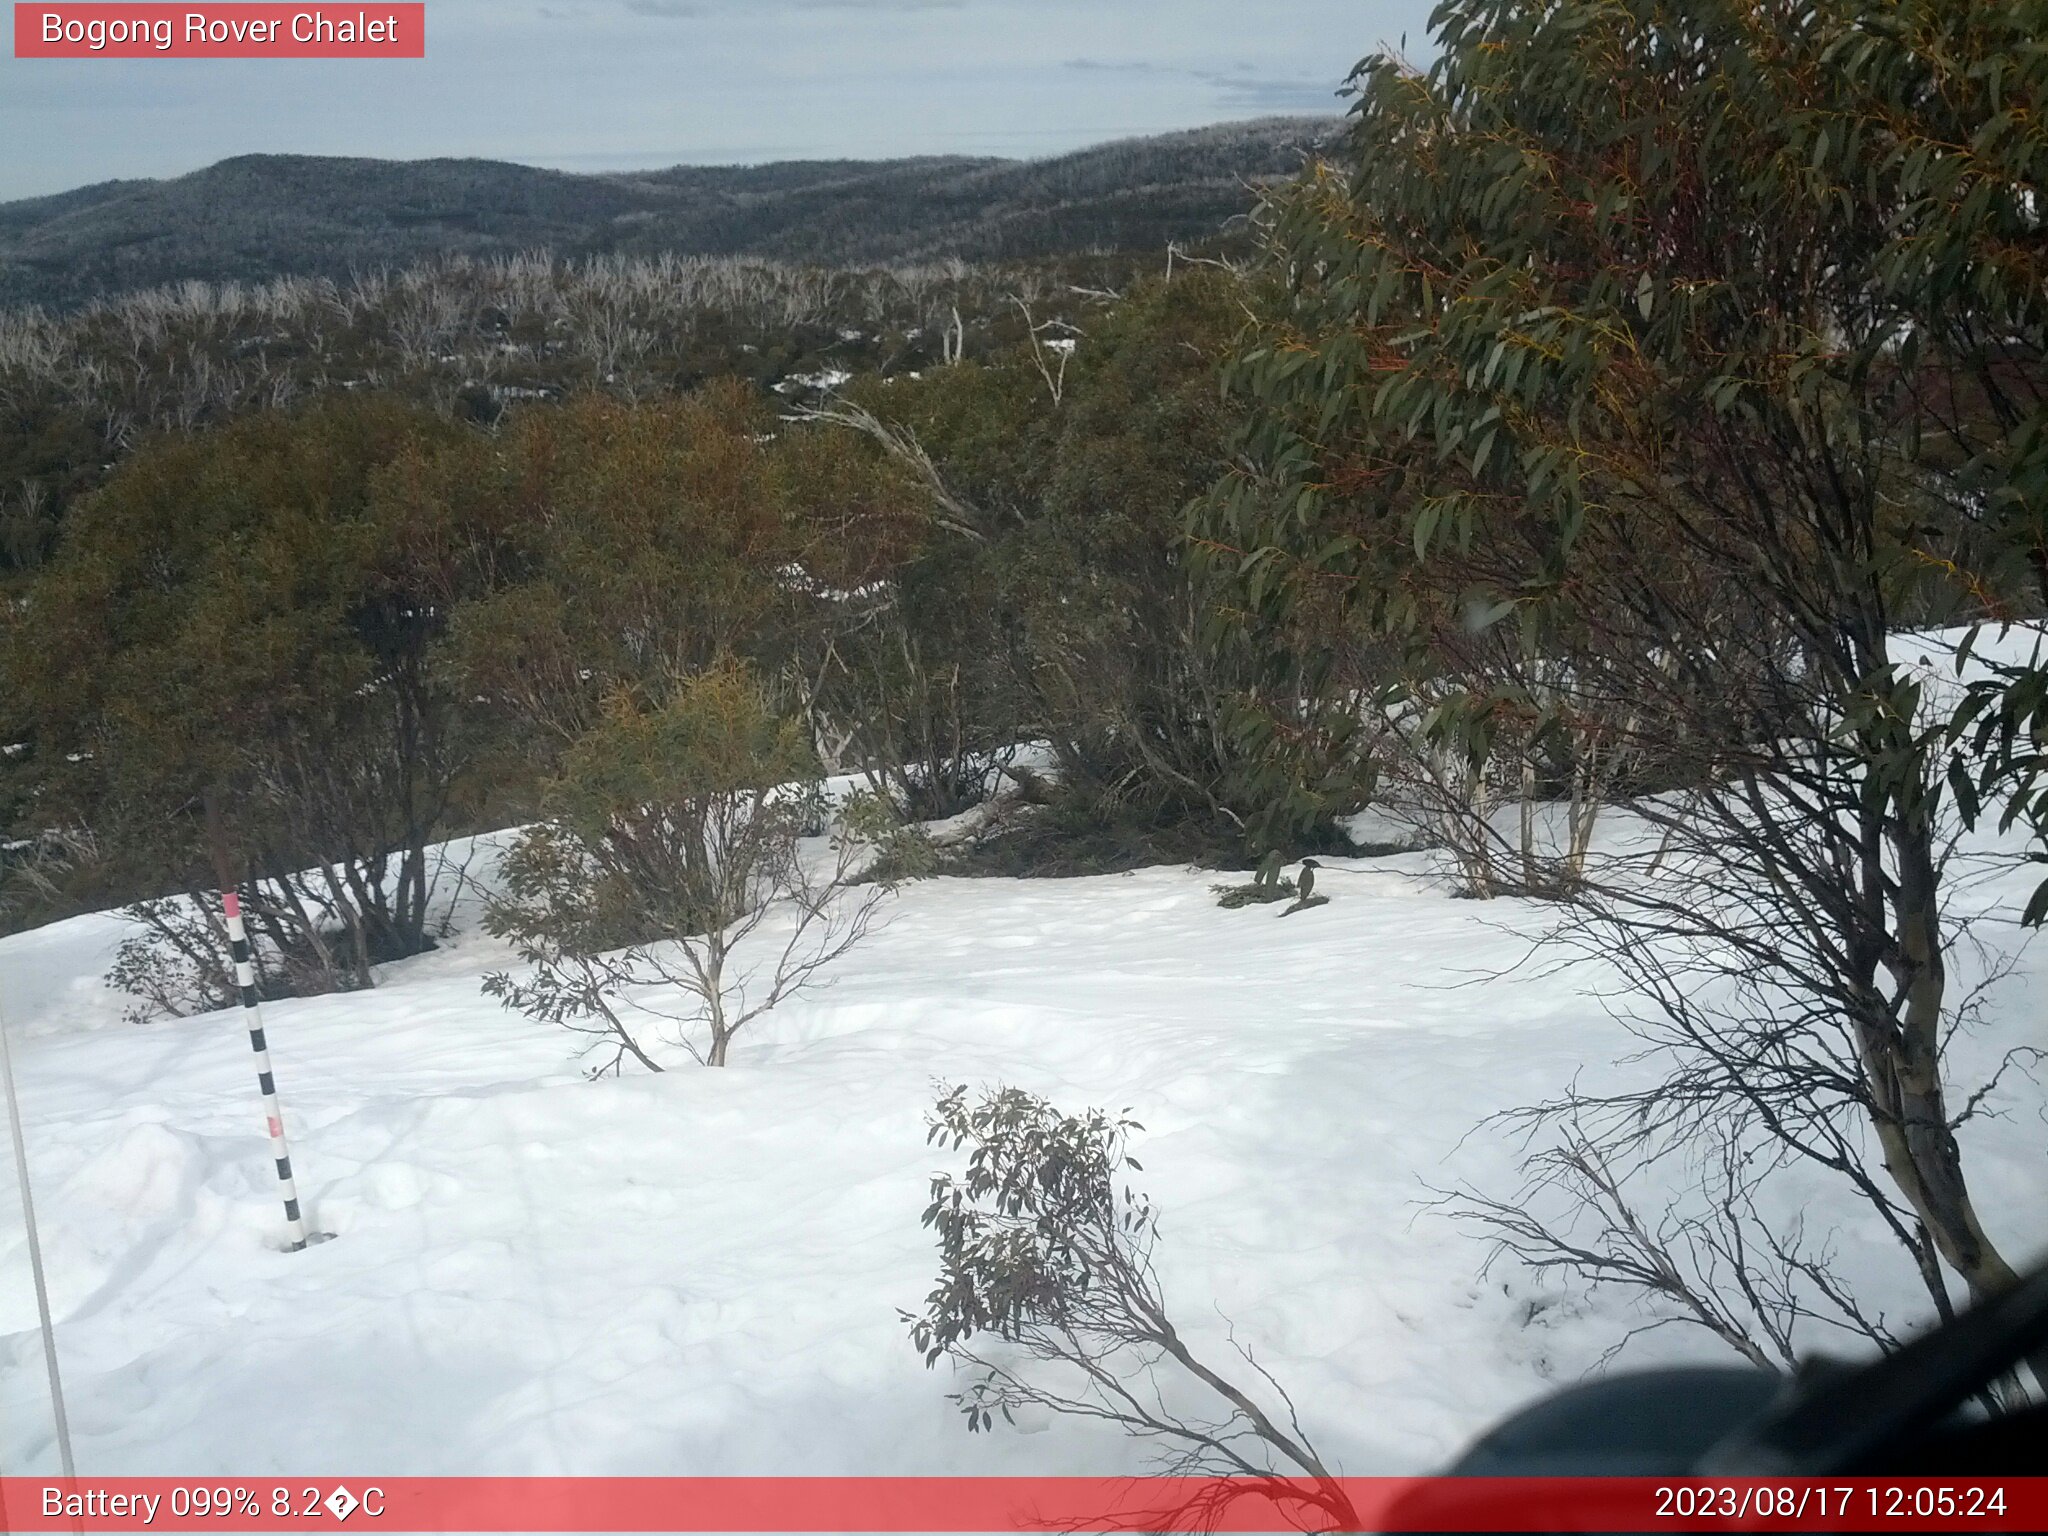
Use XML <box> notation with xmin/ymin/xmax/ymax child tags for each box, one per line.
<box><xmin>221</xmin><ymin>891</ymin><xmax>310</xmax><ymax>1253</ymax></box>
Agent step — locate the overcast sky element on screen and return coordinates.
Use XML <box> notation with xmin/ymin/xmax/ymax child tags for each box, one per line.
<box><xmin>0</xmin><ymin>0</ymin><xmax>1438</xmax><ymax>202</ymax></box>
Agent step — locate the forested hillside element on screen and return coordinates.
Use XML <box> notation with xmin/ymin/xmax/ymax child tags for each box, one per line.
<box><xmin>0</xmin><ymin>118</ymin><xmax>1335</xmax><ymax>309</ymax></box>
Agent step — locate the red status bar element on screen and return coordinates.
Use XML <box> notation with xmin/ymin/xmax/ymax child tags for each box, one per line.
<box><xmin>1</xmin><ymin>1477</ymin><xmax>2043</xmax><ymax>1533</ymax></box>
<box><xmin>13</xmin><ymin>6</ymin><xmax>425</xmax><ymax>59</ymax></box>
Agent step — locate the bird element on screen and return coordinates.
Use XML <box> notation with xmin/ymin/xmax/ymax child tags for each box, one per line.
<box><xmin>1279</xmin><ymin>858</ymin><xmax>1324</xmax><ymax>918</ymax></box>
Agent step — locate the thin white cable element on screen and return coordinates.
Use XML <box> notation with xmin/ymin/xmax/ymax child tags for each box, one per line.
<box><xmin>0</xmin><ymin>990</ymin><xmax>76</xmax><ymax>1480</ymax></box>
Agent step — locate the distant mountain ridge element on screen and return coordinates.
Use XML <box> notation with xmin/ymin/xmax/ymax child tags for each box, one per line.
<box><xmin>0</xmin><ymin>118</ymin><xmax>1340</xmax><ymax>309</ymax></box>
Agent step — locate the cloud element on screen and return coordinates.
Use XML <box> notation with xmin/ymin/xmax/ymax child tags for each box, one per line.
<box><xmin>1063</xmin><ymin>56</ymin><xmax>1341</xmax><ymax>112</ymax></box>
<box><xmin>1197</xmin><ymin>66</ymin><xmax>1344</xmax><ymax>112</ymax></box>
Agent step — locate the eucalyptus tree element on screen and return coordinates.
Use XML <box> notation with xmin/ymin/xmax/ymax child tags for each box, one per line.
<box><xmin>1205</xmin><ymin>0</ymin><xmax>2047</xmax><ymax>1362</ymax></box>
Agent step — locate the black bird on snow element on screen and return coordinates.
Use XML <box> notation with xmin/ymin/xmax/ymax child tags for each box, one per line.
<box><xmin>1280</xmin><ymin>858</ymin><xmax>1327</xmax><ymax>917</ymax></box>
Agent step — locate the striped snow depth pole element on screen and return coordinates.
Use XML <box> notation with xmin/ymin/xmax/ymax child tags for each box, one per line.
<box><xmin>222</xmin><ymin>891</ymin><xmax>311</xmax><ymax>1253</ymax></box>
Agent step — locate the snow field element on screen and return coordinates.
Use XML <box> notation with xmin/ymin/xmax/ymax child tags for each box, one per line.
<box><xmin>2</xmin><ymin>824</ymin><xmax>2043</xmax><ymax>1479</ymax></box>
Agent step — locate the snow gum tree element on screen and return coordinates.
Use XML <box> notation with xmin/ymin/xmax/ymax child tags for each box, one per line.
<box><xmin>446</xmin><ymin>384</ymin><xmax>794</xmax><ymax>756</ymax></box>
<box><xmin>1206</xmin><ymin>0</ymin><xmax>2048</xmax><ymax>1367</ymax></box>
<box><xmin>484</xmin><ymin>662</ymin><xmax>887</xmax><ymax>1070</ymax></box>
<box><xmin>3</xmin><ymin>396</ymin><xmax>477</xmax><ymax>1000</ymax></box>
<box><xmin>909</xmin><ymin>1083</ymin><xmax>1357</xmax><ymax>1531</ymax></box>
<box><xmin>802</xmin><ymin>270</ymin><xmax>1370</xmax><ymax>853</ymax></box>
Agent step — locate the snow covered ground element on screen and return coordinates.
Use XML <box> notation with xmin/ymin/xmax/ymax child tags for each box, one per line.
<box><xmin>2</xmin><ymin>810</ymin><xmax>2044</xmax><ymax>1479</ymax></box>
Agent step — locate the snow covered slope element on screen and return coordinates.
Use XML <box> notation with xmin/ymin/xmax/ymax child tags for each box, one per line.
<box><xmin>3</xmin><ymin>826</ymin><xmax>2044</xmax><ymax>1477</ymax></box>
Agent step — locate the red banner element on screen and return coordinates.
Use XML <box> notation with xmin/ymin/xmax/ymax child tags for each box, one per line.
<box><xmin>12</xmin><ymin>5</ymin><xmax>425</xmax><ymax>58</ymax></box>
<box><xmin>1</xmin><ymin>1477</ymin><xmax>2043</xmax><ymax>1533</ymax></box>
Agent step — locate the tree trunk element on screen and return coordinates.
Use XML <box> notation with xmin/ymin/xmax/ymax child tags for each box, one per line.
<box><xmin>1866</xmin><ymin>792</ymin><xmax>2047</xmax><ymax>1389</ymax></box>
<box><xmin>1871</xmin><ymin>816</ymin><xmax>2014</xmax><ymax>1293</ymax></box>
<box><xmin>1519</xmin><ymin>755</ymin><xmax>1538</xmax><ymax>890</ymax></box>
